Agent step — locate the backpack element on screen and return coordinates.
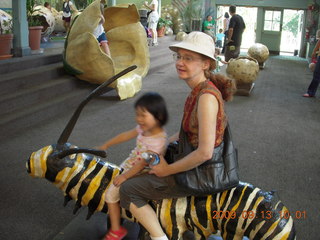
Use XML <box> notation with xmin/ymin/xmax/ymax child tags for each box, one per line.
<box><xmin>63</xmin><ymin>1</ymin><xmax>71</xmax><ymax>14</ymax></box>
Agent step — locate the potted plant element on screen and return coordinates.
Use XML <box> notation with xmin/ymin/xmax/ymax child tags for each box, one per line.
<box><xmin>157</xmin><ymin>17</ymin><xmax>172</xmax><ymax>37</ymax></box>
<box><xmin>0</xmin><ymin>13</ymin><xmax>14</xmax><ymax>59</ymax></box>
<box><xmin>27</xmin><ymin>0</ymin><xmax>43</xmax><ymax>51</ymax></box>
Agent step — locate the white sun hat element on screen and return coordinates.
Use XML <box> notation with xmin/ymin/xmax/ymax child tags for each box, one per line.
<box><xmin>169</xmin><ymin>31</ymin><xmax>216</xmax><ymax>61</ymax></box>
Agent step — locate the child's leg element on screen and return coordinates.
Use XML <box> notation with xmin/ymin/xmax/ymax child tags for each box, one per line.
<box><xmin>108</xmin><ymin>202</ymin><xmax>121</xmax><ymax>231</ymax></box>
<box><xmin>101</xmin><ymin>42</ymin><xmax>111</xmax><ymax>56</ymax></box>
<box><xmin>105</xmin><ymin>184</ymin><xmax>127</xmax><ymax>239</ymax></box>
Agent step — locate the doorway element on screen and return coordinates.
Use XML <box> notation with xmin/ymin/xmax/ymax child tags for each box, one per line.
<box><xmin>280</xmin><ymin>9</ymin><xmax>304</xmax><ymax>55</ymax></box>
<box><xmin>216</xmin><ymin>6</ymin><xmax>258</xmax><ymax>50</ymax></box>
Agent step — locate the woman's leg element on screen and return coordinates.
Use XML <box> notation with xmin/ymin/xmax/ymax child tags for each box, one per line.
<box><xmin>129</xmin><ymin>202</ymin><xmax>167</xmax><ymax>239</ymax></box>
<box><xmin>119</xmin><ymin>174</ymin><xmax>182</xmax><ymax>239</ymax></box>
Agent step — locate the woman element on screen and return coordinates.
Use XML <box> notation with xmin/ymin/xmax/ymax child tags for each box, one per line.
<box><xmin>303</xmin><ymin>30</ymin><xmax>320</xmax><ymax>97</ymax></box>
<box><xmin>62</xmin><ymin>0</ymin><xmax>77</xmax><ymax>34</ymax></box>
<box><xmin>119</xmin><ymin>32</ymin><xmax>236</xmax><ymax>239</ymax></box>
<box><xmin>221</xmin><ymin>12</ymin><xmax>230</xmax><ymax>54</ymax></box>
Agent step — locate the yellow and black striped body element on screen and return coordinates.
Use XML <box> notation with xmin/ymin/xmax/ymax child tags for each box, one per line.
<box><xmin>27</xmin><ymin>144</ymin><xmax>296</xmax><ymax>239</ymax></box>
<box><xmin>156</xmin><ymin>184</ymin><xmax>296</xmax><ymax>239</ymax></box>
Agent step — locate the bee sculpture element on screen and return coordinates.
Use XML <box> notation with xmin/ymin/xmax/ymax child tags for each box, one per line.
<box><xmin>26</xmin><ymin>66</ymin><xmax>296</xmax><ymax>239</ymax></box>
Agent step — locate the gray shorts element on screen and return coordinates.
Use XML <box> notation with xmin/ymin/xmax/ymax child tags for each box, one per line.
<box><xmin>119</xmin><ymin>173</ymin><xmax>190</xmax><ymax>210</ymax></box>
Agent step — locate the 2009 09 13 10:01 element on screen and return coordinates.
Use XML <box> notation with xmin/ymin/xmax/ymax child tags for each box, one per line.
<box><xmin>212</xmin><ymin>210</ymin><xmax>306</xmax><ymax>220</ymax></box>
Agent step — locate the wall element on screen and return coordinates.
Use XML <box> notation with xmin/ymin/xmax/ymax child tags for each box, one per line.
<box><xmin>116</xmin><ymin>0</ymin><xmax>172</xmax><ymax>9</ymax></box>
<box><xmin>216</xmin><ymin>0</ymin><xmax>308</xmax><ymax>9</ymax></box>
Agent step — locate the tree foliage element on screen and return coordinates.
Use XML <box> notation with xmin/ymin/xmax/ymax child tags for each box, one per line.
<box><xmin>282</xmin><ymin>13</ymin><xmax>299</xmax><ymax>37</ymax></box>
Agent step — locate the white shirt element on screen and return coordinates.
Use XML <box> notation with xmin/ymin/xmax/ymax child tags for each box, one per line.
<box><xmin>62</xmin><ymin>1</ymin><xmax>73</xmax><ymax>18</ymax></box>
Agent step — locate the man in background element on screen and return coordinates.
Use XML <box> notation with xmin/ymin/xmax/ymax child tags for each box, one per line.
<box><xmin>225</xmin><ymin>5</ymin><xmax>245</xmax><ymax>61</ymax></box>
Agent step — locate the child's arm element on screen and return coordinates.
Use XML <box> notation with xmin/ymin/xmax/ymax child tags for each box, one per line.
<box><xmin>98</xmin><ymin>127</ymin><xmax>138</xmax><ymax>150</ymax></box>
<box><xmin>221</xmin><ymin>59</ymin><xmax>229</xmax><ymax>64</ymax></box>
<box><xmin>99</xmin><ymin>14</ymin><xmax>105</xmax><ymax>25</ymax></box>
<box><xmin>169</xmin><ymin>132</ymin><xmax>179</xmax><ymax>143</ymax></box>
<box><xmin>113</xmin><ymin>160</ymin><xmax>147</xmax><ymax>186</ymax></box>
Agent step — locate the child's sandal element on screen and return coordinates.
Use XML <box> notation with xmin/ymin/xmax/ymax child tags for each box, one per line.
<box><xmin>104</xmin><ymin>226</ymin><xmax>127</xmax><ymax>240</ymax></box>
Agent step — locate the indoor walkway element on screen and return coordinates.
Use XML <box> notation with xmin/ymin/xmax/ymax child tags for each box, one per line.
<box><xmin>0</xmin><ymin>35</ymin><xmax>318</xmax><ymax>240</ymax></box>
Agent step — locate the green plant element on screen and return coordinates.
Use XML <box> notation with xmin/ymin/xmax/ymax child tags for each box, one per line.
<box><xmin>0</xmin><ymin>18</ymin><xmax>13</xmax><ymax>35</ymax></box>
<box><xmin>157</xmin><ymin>18</ymin><xmax>172</xmax><ymax>30</ymax></box>
<box><xmin>27</xmin><ymin>0</ymin><xmax>42</xmax><ymax>27</ymax></box>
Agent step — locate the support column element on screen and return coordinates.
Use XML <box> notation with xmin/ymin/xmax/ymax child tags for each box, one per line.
<box><xmin>12</xmin><ymin>0</ymin><xmax>30</xmax><ymax>57</ymax></box>
<box><xmin>107</xmin><ymin>0</ymin><xmax>116</xmax><ymax>7</ymax></box>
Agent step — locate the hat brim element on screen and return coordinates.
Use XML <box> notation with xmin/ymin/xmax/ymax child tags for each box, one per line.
<box><xmin>169</xmin><ymin>42</ymin><xmax>216</xmax><ymax>61</ymax></box>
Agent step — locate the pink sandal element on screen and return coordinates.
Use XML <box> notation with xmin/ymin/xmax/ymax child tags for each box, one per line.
<box><xmin>104</xmin><ymin>226</ymin><xmax>127</xmax><ymax>240</ymax></box>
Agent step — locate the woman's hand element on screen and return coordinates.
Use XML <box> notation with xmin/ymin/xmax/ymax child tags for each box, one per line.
<box><xmin>113</xmin><ymin>174</ymin><xmax>127</xmax><ymax>186</ymax></box>
<box><xmin>149</xmin><ymin>155</ymin><xmax>170</xmax><ymax>177</ymax></box>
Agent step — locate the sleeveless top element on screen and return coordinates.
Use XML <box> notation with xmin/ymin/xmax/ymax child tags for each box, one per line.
<box><xmin>182</xmin><ymin>80</ymin><xmax>226</xmax><ymax>148</ymax></box>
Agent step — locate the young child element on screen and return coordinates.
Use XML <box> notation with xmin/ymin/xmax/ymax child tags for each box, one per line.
<box><xmin>216</xmin><ymin>28</ymin><xmax>225</xmax><ymax>49</ymax></box>
<box><xmin>98</xmin><ymin>92</ymin><xmax>168</xmax><ymax>240</ymax></box>
<box><xmin>214</xmin><ymin>47</ymin><xmax>228</xmax><ymax>72</ymax></box>
<box><xmin>93</xmin><ymin>3</ymin><xmax>111</xmax><ymax>56</ymax></box>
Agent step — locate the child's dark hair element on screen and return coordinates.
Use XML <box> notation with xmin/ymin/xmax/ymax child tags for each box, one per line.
<box><xmin>134</xmin><ymin>92</ymin><xmax>168</xmax><ymax>126</ymax></box>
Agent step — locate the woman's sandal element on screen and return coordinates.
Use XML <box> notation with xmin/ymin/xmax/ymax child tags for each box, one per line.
<box><xmin>104</xmin><ymin>227</ymin><xmax>128</xmax><ymax>240</ymax></box>
<box><xmin>303</xmin><ymin>93</ymin><xmax>315</xmax><ymax>98</ymax></box>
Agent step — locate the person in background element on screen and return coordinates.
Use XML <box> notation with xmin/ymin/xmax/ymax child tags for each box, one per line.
<box><xmin>62</xmin><ymin>0</ymin><xmax>77</xmax><ymax>34</ymax></box>
<box><xmin>216</xmin><ymin>28</ymin><xmax>225</xmax><ymax>48</ymax></box>
<box><xmin>118</xmin><ymin>32</ymin><xmax>236</xmax><ymax>240</ymax></box>
<box><xmin>98</xmin><ymin>92</ymin><xmax>168</xmax><ymax>240</ymax></box>
<box><xmin>303</xmin><ymin>35</ymin><xmax>320</xmax><ymax>97</ymax></box>
<box><xmin>44</xmin><ymin>2</ymin><xmax>52</xmax><ymax>11</ymax></box>
<box><xmin>93</xmin><ymin>3</ymin><xmax>111</xmax><ymax>56</ymax></box>
<box><xmin>214</xmin><ymin>47</ymin><xmax>228</xmax><ymax>72</ymax></box>
<box><xmin>225</xmin><ymin>5</ymin><xmax>245</xmax><ymax>62</ymax></box>
<box><xmin>144</xmin><ymin>0</ymin><xmax>159</xmax><ymax>46</ymax></box>
<box><xmin>308</xmin><ymin>29</ymin><xmax>320</xmax><ymax>72</ymax></box>
<box><xmin>221</xmin><ymin>12</ymin><xmax>230</xmax><ymax>53</ymax></box>
<box><xmin>203</xmin><ymin>15</ymin><xmax>222</xmax><ymax>41</ymax></box>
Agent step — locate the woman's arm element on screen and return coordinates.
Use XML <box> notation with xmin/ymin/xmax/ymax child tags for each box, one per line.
<box><xmin>223</xmin><ymin>19</ymin><xmax>228</xmax><ymax>32</ymax></box>
<box><xmin>69</xmin><ymin>2</ymin><xmax>78</xmax><ymax>12</ymax></box>
<box><xmin>150</xmin><ymin>94</ymin><xmax>218</xmax><ymax>177</ymax></box>
<box><xmin>98</xmin><ymin>127</ymin><xmax>138</xmax><ymax>150</ymax></box>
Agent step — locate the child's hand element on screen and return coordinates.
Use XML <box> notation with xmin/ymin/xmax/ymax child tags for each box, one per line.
<box><xmin>96</xmin><ymin>145</ymin><xmax>107</xmax><ymax>150</ymax></box>
<box><xmin>113</xmin><ymin>174</ymin><xmax>127</xmax><ymax>186</ymax></box>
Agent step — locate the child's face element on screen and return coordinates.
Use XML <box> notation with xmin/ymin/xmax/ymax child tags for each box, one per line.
<box><xmin>135</xmin><ymin>107</ymin><xmax>159</xmax><ymax>133</ymax></box>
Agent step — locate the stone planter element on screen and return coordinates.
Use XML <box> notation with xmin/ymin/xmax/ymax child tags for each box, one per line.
<box><xmin>28</xmin><ymin>26</ymin><xmax>43</xmax><ymax>50</ymax></box>
<box><xmin>0</xmin><ymin>34</ymin><xmax>13</xmax><ymax>60</ymax></box>
<box><xmin>226</xmin><ymin>56</ymin><xmax>260</xmax><ymax>96</ymax></box>
<box><xmin>247</xmin><ymin>43</ymin><xmax>269</xmax><ymax>69</ymax></box>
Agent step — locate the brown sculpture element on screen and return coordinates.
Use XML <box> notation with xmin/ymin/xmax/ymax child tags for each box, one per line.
<box><xmin>64</xmin><ymin>0</ymin><xmax>149</xmax><ymax>100</ymax></box>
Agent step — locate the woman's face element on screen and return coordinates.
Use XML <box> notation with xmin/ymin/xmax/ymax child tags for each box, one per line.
<box><xmin>174</xmin><ymin>49</ymin><xmax>209</xmax><ymax>82</ymax></box>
